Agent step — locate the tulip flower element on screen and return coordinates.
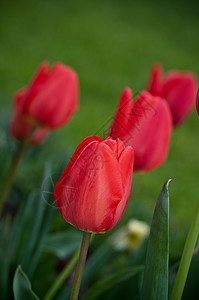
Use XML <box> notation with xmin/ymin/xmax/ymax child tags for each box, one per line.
<box><xmin>109</xmin><ymin>88</ymin><xmax>172</xmax><ymax>172</ymax></box>
<box><xmin>54</xmin><ymin>136</ymin><xmax>134</xmax><ymax>233</ymax></box>
<box><xmin>10</xmin><ymin>62</ymin><xmax>79</xmax><ymax>140</ymax></box>
<box><xmin>196</xmin><ymin>89</ymin><xmax>199</xmax><ymax>116</ymax></box>
<box><xmin>147</xmin><ymin>63</ymin><xmax>198</xmax><ymax>125</ymax></box>
<box><xmin>0</xmin><ymin>62</ymin><xmax>79</xmax><ymax>214</ymax></box>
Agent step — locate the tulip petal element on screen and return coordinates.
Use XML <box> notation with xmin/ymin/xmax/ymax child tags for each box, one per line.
<box><xmin>109</xmin><ymin>87</ymin><xmax>133</xmax><ymax>139</ymax></box>
<box><xmin>29</xmin><ymin>62</ymin><xmax>49</xmax><ymax>89</ymax></box>
<box><xmin>109</xmin><ymin>146</ymin><xmax>134</xmax><ymax>230</ymax></box>
<box><xmin>14</xmin><ymin>87</ymin><xmax>29</xmax><ymax>107</ymax></box>
<box><xmin>103</xmin><ymin>138</ymin><xmax>125</xmax><ymax>160</ymax></box>
<box><xmin>60</xmin><ymin>136</ymin><xmax>103</xmax><ymax>177</ymax></box>
<box><xmin>147</xmin><ymin>63</ymin><xmax>163</xmax><ymax>95</ymax></box>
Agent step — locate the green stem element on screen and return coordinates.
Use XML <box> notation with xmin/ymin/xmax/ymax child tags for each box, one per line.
<box><xmin>170</xmin><ymin>201</ymin><xmax>199</xmax><ymax>300</ymax></box>
<box><xmin>70</xmin><ymin>232</ymin><xmax>91</xmax><ymax>300</ymax></box>
<box><xmin>43</xmin><ymin>250</ymin><xmax>80</xmax><ymax>300</ymax></box>
<box><xmin>0</xmin><ymin>126</ymin><xmax>36</xmax><ymax>214</ymax></box>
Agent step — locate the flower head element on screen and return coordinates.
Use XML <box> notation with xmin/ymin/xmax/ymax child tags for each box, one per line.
<box><xmin>54</xmin><ymin>136</ymin><xmax>134</xmax><ymax>233</ymax></box>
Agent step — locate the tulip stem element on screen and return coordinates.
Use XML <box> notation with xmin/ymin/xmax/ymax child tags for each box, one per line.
<box><xmin>0</xmin><ymin>126</ymin><xmax>36</xmax><ymax>214</ymax></box>
<box><xmin>170</xmin><ymin>200</ymin><xmax>199</xmax><ymax>300</ymax></box>
<box><xmin>70</xmin><ymin>231</ymin><xmax>91</xmax><ymax>300</ymax></box>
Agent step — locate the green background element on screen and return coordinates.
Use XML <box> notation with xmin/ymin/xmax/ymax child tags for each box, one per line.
<box><xmin>0</xmin><ymin>0</ymin><xmax>199</xmax><ymax>257</ymax></box>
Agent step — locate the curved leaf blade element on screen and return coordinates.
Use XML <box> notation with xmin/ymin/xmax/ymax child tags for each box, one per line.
<box><xmin>13</xmin><ymin>265</ymin><xmax>40</xmax><ymax>300</ymax></box>
<box><xmin>141</xmin><ymin>180</ymin><xmax>171</xmax><ymax>300</ymax></box>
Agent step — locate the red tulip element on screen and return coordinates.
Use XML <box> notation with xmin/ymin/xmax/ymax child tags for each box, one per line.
<box><xmin>196</xmin><ymin>89</ymin><xmax>199</xmax><ymax>116</ymax></box>
<box><xmin>109</xmin><ymin>88</ymin><xmax>172</xmax><ymax>172</ymax></box>
<box><xmin>147</xmin><ymin>63</ymin><xmax>198</xmax><ymax>125</ymax></box>
<box><xmin>54</xmin><ymin>136</ymin><xmax>134</xmax><ymax>233</ymax></box>
<box><xmin>10</xmin><ymin>61</ymin><xmax>79</xmax><ymax>143</ymax></box>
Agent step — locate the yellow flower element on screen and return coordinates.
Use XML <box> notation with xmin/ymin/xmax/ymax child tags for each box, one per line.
<box><xmin>110</xmin><ymin>219</ymin><xmax>149</xmax><ymax>251</ymax></box>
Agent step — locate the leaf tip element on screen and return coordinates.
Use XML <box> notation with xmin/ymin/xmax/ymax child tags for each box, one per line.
<box><xmin>165</xmin><ymin>179</ymin><xmax>172</xmax><ymax>190</ymax></box>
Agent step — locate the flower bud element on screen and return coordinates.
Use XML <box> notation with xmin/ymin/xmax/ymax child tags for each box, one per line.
<box><xmin>109</xmin><ymin>88</ymin><xmax>172</xmax><ymax>172</ymax></box>
<box><xmin>10</xmin><ymin>62</ymin><xmax>79</xmax><ymax>143</ymax></box>
<box><xmin>54</xmin><ymin>136</ymin><xmax>134</xmax><ymax>233</ymax></box>
<box><xmin>148</xmin><ymin>63</ymin><xmax>198</xmax><ymax>125</ymax></box>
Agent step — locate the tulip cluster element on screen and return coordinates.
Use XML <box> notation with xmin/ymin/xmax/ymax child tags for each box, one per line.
<box><xmin>5</xmin><ymin>60</ymin><xmax>198</xmax><ymax>300</ymax></box>
<box><xmin>8</xmin><ymin>61</ymin><xmax>198</xmax><ymax>235</ymax></box>
<box><xmin>53</xmin><ymin>62</ymin><xmax>197</xmax><ymax>233</ymax></box>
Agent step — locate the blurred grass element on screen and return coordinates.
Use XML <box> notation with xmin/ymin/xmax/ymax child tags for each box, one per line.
<box><xmin>0</xmin><ymin>0</ymin><xmax>199</xmax><ymax>255</ymax></box>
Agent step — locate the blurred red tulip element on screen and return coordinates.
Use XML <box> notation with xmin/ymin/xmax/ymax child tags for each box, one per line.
<box><xmin>10</xmin><ymin>61</ymin><xmax>79</xmax><ymax>143</ymax></box>
<box><xmin>109</xmin><ymin>88</ymin><xmax>172</xmax><ymax>172</ymax></box>
<box><xmin>196</xmin><ymin>89</ymin><xmax>199</xmax><ymax>116</ymax></box>
<box><xmin>54</xmin><ymin>136</ymin><xmax>134</xmax><ymax>233</ymax></box>
<box><xmin>147</xmin><ymin>63</ymin><xmax>198</xmax><ymax>125</ymax></box>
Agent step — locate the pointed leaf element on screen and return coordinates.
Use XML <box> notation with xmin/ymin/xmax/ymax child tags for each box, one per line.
<box><xmin>141</xmin><ymin>180</ymin><xmax>171</xmax><ymax>300</ymax></box>
<box><xmin>13</xmin><ymin>265</ymin><xmax>40</xmax><ymax>300</ymax></box>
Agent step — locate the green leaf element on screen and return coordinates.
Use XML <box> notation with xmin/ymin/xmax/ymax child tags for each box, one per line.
<box><xmin>13</xmin><ymin>265</ymin><xmax>40</xmax><ymax>300</ymax></box>
<box><xmin>9</xmin><ymin>164</ymin><xmax>56</xmax><ymax>278</ymax></box>
<box><xmin>20</xmin><ymin>164</ymin><xmax>55</xmax><ymax>276</ymax></box>
<box><xmin>9</xmin><ymin>192</ymin><xmax>38</xmax><ymax>263</ymax></box>
<box><xmin>141</xmin><ymin>179</ymin><xmax>171</xmax><ymax>300</ymax></box>
<box><xmin>43</xmin><ymin>230</ymin><xmax>82</xmax><ymax>259</ymax></box>
<box><xmin>82</xmin><ymin>265</ymin><xmax>143</xmax><ymax>300</ymax></box>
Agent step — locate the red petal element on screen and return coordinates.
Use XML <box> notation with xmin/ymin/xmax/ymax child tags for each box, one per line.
<box><xmin>66</xmin><ymin>136</ymin><xmax>103</xmax><ymax>174</ymax></box>
<box><xmin>103</xmin><ymin>137</ymin><xmax>125</xmax><ymax>160</ymax></box>
<box><xmin>147</xmin><ymin>63</ymin><xmax>163</xmax><ymax>95</ymax></box>
<box><xmin>109</xmin><ymin>145</ymin><xmax>134</xmax><ymax>230</ymax></box>
<box><xmin>109</xmin><ymin>87</ymin><xmax>133</xmax><ymax>140</ymax></box>
<box><xmin>29</xmin><ymin>62</ymin><xmax>49</xmax><ymax>89</ymax></box>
